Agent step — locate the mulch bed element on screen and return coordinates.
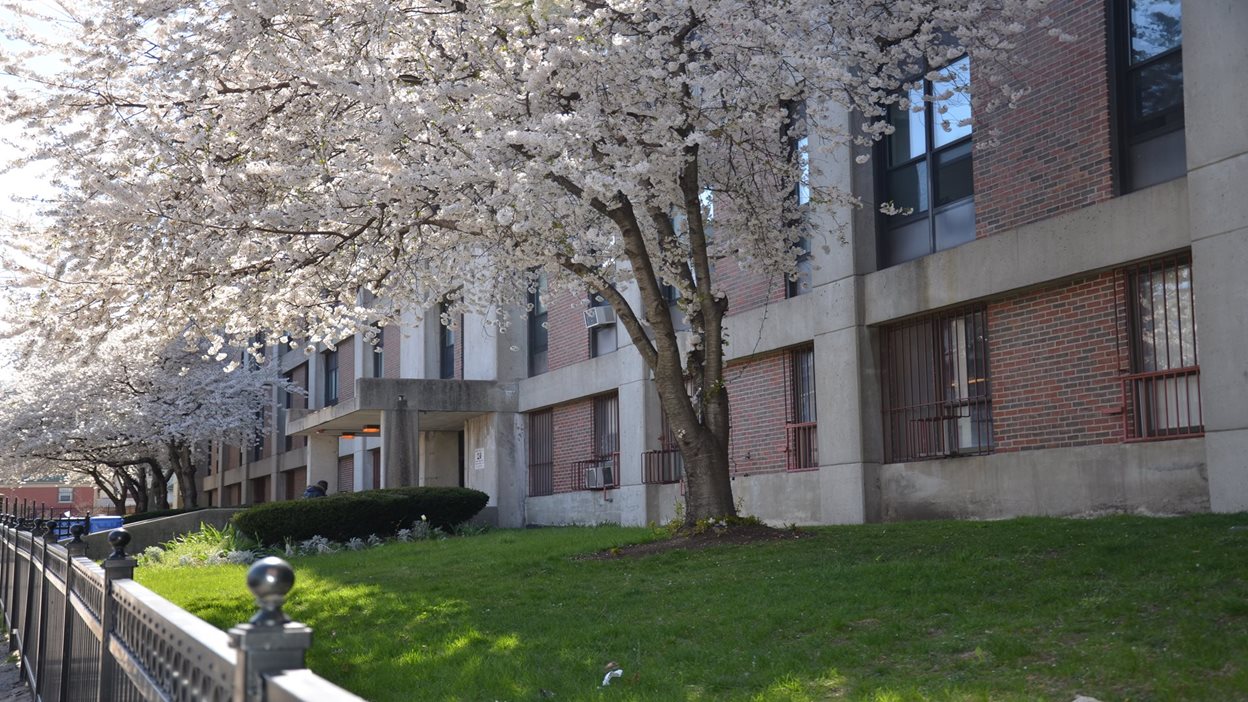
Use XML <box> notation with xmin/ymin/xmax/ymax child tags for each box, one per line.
<box><xmin>578</xmin><ymin>523</ymin><xmax>807</xmax><ymax>560</ymax></box>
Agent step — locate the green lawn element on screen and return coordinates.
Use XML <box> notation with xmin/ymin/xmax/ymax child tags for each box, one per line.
<box><xmin>137</xmin><ymin>515</ymin><xmax>1248</xmax><ymax>701</ymax></box>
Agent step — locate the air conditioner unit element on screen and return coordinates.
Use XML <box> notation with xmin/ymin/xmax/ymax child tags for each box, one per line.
<box><xmin>584</xmin><ymin>306</ymin><xmax>617</xmax><ymax>329</ymax></box>
<box><xmin>584</xmin><ymin>465</ymin><xmax>605</xmax><ymax>490</ymax></box>
<box><xmin>584</xmin><ymin>461</ymin><xmax>615</xmax><ymax>490</ymax></box>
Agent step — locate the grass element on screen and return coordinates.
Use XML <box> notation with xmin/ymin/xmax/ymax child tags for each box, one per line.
<box><xmin>136</xmin><ymin>514</ymin><xmax>1248</xmax><ymax>701</ymax></box>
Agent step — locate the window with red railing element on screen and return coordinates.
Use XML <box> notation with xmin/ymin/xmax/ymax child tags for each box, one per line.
<box><xmin>786</xmin><ymin>345</ymin><xmax>819</xmax><ymax>471</ymax></box>
<box><xmin>578</xmin><ymin>394</ymin><xmax>621</xmax><ymax>489</ymax></box>
<box><xmin>1119</xmin><ymin>255</ymin><xmax>1201</xmax><ymax>440</ymax></box>
<box><xmin>643</xmin><ymin>407</ymin><xmax>684</xmax><ymax>484</ymax></box>
<box><xmin>880</xmin><ymin>306</ymin><xmax>993</xmax><ymax>463</ymax></box>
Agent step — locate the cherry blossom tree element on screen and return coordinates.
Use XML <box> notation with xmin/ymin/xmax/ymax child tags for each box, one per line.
<box><xmin>0</xmin><ymin>329</ymin><xmax>285</xmax><ymax>512</ymax></box>
<box><xmin>0</xmin><ymin>0</ymin><xmax>1058</xmax><ymax>523</ymax></box>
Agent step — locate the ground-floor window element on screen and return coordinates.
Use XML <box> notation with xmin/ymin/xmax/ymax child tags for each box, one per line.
<box><xmin>527</xmin><ymin>410</ymin><xmax>554</xmax><ymax>496</ymax></box>
<box><xmin>880</xmin><ymin>305</ymin><xmax>993</xmax><ymax>462</ymax></box>
<box><xmin>786</xmin><ymin>345</ymin><xmax>819</xmax><ymax>470</ymax></box>
<box><xmin>1119</xmin><ymin>254</ymin><xmax>1201</xmax><ymax>440</ymax></box>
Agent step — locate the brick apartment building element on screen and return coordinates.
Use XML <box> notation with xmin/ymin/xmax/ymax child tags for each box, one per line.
<box><xmin>201</xmin><ymin>0</ymin><xmax>1248</xmax><ymax>527</ymax></box>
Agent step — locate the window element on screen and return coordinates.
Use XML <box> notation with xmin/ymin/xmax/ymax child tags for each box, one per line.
<box><xmin>527</xmin><ymin>409</ymin><xmax>553</xmax><ymax>496</ymax></box>
<box><xmin>371</xmin><ymin>325</ymin><xmax>385</xmax><ymax>378</ymax></box>
<box><xmin>58</xmin><ymin>487</ymin><xmax>73</xmax><ymax>504</ymax></box>
<box><xmin>786</xmin><ymin>345</ymin><xmax>818</xmax><ymax>470</ymax></box>
<box><xmin>529</xmin><ymin>273</ymin><xmax>549</xmax><ymax>376</ymax></box>
<box><xmin>578</xmin><ymin>393</ymin><xmax>620</xmax><ymax>489</ymax></box>
<box><xmin>643</xmin><ymin>405</ymin><xmax>684</xmax><ymax>484</ymax></box>
<box><xmin>1120</xmin><ymin>255</ymin><xmax>1201</xmax><ymax>439</ymax></box>
<box><xmin>880</xmin><ymin>305</ymin><xmax>992</xmax><ymax>462</ymax></box>
<box><xmin>439</xmin><ymin>301</ymin><xmax>456</xmax><ymax>379</ymax></box>
<box><xmin>322</xmin><ymin>348</ymin><xmax>339</xmax><ymax>407</ymax></box>
<box><xmin>1115</xmin><ymin>0</ymin><xmax>1185</xmax><ymax>192</ymax></box>
<box><xmin>878</xmin><ymin>56</ymin><xmax>975</xmax><ymax>268</ymax></box>
<box><xmin>785</xmin><ymin>100</ymin><xmax>812</xmax><ymax>298</ymax></box>
<box><xmin>589</xmin><ymin>293</ymin><xmax>617</xmax><ymax>358</ymax></box>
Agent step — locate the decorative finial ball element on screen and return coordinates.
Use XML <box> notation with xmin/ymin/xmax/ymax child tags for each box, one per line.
<box><xmin>70</xmin><ymin>524</ymin><xmax>84</xmax><ymax>537</ymax></box>
<box><xmin>107</xmin><ymin>528</ymin><xmax>131</xmax><ymax>555</ymax></box>
<box><xmin>247</xmin><ymin>557</ymin><xmax>295</xmax><ymax>601</ymax></box>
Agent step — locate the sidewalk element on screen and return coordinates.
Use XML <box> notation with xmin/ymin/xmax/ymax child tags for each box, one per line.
<box><xmin>0</xmin><ymin>655</ymin><xmax>31</xmax><ymax>702</ymax></box>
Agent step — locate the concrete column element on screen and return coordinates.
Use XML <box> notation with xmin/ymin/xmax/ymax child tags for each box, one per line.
<box><xmin>464</xmin><ymin>412</ymin><xmax>527</xmax><ymax>528</ymax></box>
<box><xmin>812</xmin><ymin>325</ymin><xmax>871</xmax><ymax>524</ymax></box>
<box><xmin>306</xmin><ymin>434</ymin><xmax>338</xmax><ymax>494</ymax></box>
<box><xmin>382</xmin><ymin>407</ymin><xmax>420</xmax><ymax>488</ymax></box>
<box><xmin>399</xmin><ymin>308</ymin><xmax>427</xmax><ymax>379</ymax></box>
<box><xmin>1183</xmin><ymin>1</ymin><xmax>1248</xmax><ymax>511</ymax></box>
<box><xmin>612</xmin><ymin>379</ymin><xmax>649</xmax><ymax>526</ymax></box>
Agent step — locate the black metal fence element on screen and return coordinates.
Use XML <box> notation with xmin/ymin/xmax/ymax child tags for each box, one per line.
<box><xmin>0</xmin><ymin>516</ymin><xmax>365</xmax><ymax>701</ymax></box>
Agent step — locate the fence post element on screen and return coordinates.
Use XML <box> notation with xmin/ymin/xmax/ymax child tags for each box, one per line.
<box><xmin>229</xmin><ymin>558</ymin><xmax>312</xmax><ymax>702</ymax></box>
<box><xmin>60</xmin><ymin>525</ymin><xmax>85</xmax><ymax>702</ymax></box>
<box><xmin>95</xmin><ymin>529</ymin><xmax>136</xmax><ymax>702</ymax></box>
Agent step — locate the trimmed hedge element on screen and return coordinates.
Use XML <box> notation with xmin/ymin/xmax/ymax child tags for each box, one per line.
<box><xmin>231</xmin><ymin>487</ymin><xmax>489</xmax><ymax>545</ymax></box>
<box><xmin>123</xmin><ymin>507</ymin><xmax>206</xmax><ymax>525</ymax></box>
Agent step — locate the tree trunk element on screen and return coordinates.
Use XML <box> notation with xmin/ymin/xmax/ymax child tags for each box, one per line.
<box><xmin>150</xmin><ymin>462</ymin><xmax>172</xmax><ymax>510</ymax></box>
<box><xmin>170</xmin><ymin>442</ymin><xmax>199</xmax><ymax>509</ymax></box>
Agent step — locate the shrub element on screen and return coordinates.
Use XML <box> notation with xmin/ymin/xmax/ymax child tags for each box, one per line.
<box><xmin>231</xmin><ymin>487</ymin><xmax>489</xmax><ymax>545</ymax></box>
<box><xmin>123</xmin><ymin>507</ymin><xmax>206</xmax><ymax>525</ymax></box>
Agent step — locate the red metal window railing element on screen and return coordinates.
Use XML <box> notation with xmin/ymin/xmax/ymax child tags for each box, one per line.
<box><xmin>574</xmin><ymin>453</ymin><xmax>620</xmax><ymax>490</ymax></box>
<box><xmin>1117</xmin><ymin>255</ymin><xmax>1202</xmax><ymax>441</ymax></box>
<box><xmin>785</xmin><ymin>422</ymin><xmax>819</xmax><ymax>471</ymax></box>
<box><xmin>880</xmin><ymin>306</ymin><xmax>993</xmax><ymax>463</ymax></box>
<box><xmin>643</xmin><ymin>448</ymin><xmax>684</xmax><ymax>484</ymax></box>
<box><xmin>527</xmin><ymin>409</ymin><xmax>554</xmax><ymax>496</ymax></box>
<box><xmin>785</xmin><ymin>346</ymin><xmax>818</xmax><ymax>470</ymax></box>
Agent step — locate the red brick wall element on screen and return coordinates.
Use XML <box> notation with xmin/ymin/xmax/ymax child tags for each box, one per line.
<box><xmin>337</xmin><ymin>454</ymin><xmax>355</xmax><ymax>493</ymax></box>
<box><xmin>550</xmin><ymin>398</ymin><xmax>594</xmax><ymax>493</ymax></box>
<box><xmin>338</xmin><ymin>335</ymin><xmax>357</xmax><ymax>403</ymax></box>
<box><xmin>546</xmin><ymin>289</ymin><xmax>590</xmax><ymax>373</ymax></box>
<box><xmin>383</xmin><ymin>325</ymin><xmax>402</xmax><ymax>378</ymax></box>
<box><xmin>974</xmin><ymin>0</ymin><xmax>1114</xmax><ymax>238</ymax></box>
<box><xmin>0</xmin><ymin>486</ymin><xmax>95</xmax><ymax>516</ymax></box>
<box><xmin>989</xmin><ymin>271</ymin><xmax>1125</xmax><ymax>451</ymax></box>
<box><xmin>715</xmin><ymin>258</ymin><xmax>788</xmax><ymax>316</ymax></box>
<box><xmin>454</xmin><ymin>315</ymin><xmax>465</xmax><ymax>380</ymax></box>
<box><xmin>725</xmin><ymin>350</ymin><xmax>790</xmax><ymax>476</ymax></box>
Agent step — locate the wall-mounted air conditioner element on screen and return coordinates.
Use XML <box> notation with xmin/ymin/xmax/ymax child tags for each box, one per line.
<box><xmin>584</xmin><ymin>465</ymin><xmax>605</xmax><ymax>490</ymax></box>
<box><xmin>584</xmin><ymin>462</ymin><xmax>615</xmax><ymax>490</ymax></box>
<box><xmin>584</xmin><ymin>306</ymin><xmax>617</xmax><ymax>329</ymax></box>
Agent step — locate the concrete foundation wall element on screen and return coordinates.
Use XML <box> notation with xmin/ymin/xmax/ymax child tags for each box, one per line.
<box><xmin>525</xmin><ymin>490</ymin><xmax>622</xmax><ymax>526</ymax></box>
<box><xmin>872</xmin><ymin>439</ymin><xmax>1208</xmax><ymax>521</ymax></box>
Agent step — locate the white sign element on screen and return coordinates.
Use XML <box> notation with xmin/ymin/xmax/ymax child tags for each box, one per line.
<box><xmin>473</xmin><ymin>448</ymin><xmax>485</xmax><ymax>471</ymax></box>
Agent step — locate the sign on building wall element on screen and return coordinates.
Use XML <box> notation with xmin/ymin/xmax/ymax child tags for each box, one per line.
<box><xmin>473</xmin><ymin>448</ymin><xmax>485</xmax><ymax>471</ymax></box>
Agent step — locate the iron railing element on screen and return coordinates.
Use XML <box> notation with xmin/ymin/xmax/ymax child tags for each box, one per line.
<box><xmin>785</xmin><ymin>422</ymin><xmax>819</xmax><ymax>471</ymax></box>
<box><xmin>0</xmin><ymin>517</ymin><xmax>364</xmax><ymax>702</ymax></box>
<box><xmin>1116</xmin><ymin>255</ymin><xmax>1203</xmax><ymax>441</ymax></box>
<box><xmin>642</xmin><ymin>448</ymin><xmax>684</xmax><ymax>484</ymax></box>
<box><xmin>574</xmin><ymin>454</ymin><xmax>620</xmax><ymax>490</ymax></box>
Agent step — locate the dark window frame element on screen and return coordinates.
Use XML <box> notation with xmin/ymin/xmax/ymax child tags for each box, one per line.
<box><xmin>1111</xmin><ymin>0</ymin><xmax>1185</xmax><ymax>193</ymax></box>
<box><xmin>322</xmin><ymin>348</ymin><xmax>339</xmax><ymax>407</ymax></box>
<box><xmin>528</xmin><ymin>273</ymin><xmax>549</xmax><ymax>376</ymax></box>
<box><xmin>876</xmin><ymin>56</ymin><xmax>975</xmax><ymax>269</ymax></box>
<box><xmin>588</xmin><ymin>292</ymin><xmax>618</xmax><ymax>358</ymax></box>
<box><xmin>785</xmin><ymin>345</ymin><xmax>819</xmax><ymax>471</ymax></box>
<box><xmin>1117</xmin><ymin>254</ymin><xmax>1202</xmax><ymax>440</ymax></box>
<box><xmin>439</xmin><ymin>301</ymin><xmax>456</xmax><ymax>379</ymax></box>
<box><xmin>880</xmin><ymin>305</ymin><xmax>993</xmax><ymax>463</ymax></box>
